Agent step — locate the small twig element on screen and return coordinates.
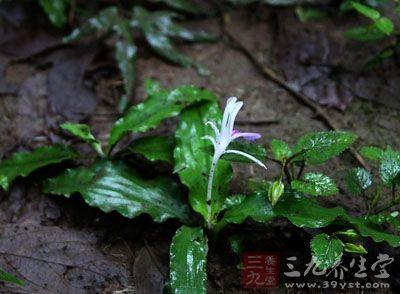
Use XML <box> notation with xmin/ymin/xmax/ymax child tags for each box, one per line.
<box><xmin>222</xmin><ymin>24</ymin><xmax>369</xmax><ymax>171</ymax></box>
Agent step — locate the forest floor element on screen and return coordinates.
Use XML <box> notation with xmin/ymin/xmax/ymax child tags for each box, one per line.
<box><xmin>0</xmin><ymin>3</ymin><xmax>399</xmax><ymax>293</ymax></box>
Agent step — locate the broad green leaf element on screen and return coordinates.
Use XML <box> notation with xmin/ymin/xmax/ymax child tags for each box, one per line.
<box><xmin>149</xmin><ymin>0</ymin><xmax>212</xmax><ymax>15</ymax></box>
<box><xmin>344</xmin><ymin>243</ymin><xmax>367</xmax><ymax>254</ymax></box>
<box><xmin>222</xmin><ymin>194</ymin><xmax>246</xmax><ymax>210</ymax></box>
<box><xmin>109</xmin><ymin>81</ymin><xmax>216</xmax><ymax>147</ymax></box>
<box><xmin>291</xmin><ymin>172</ymin><xmax>338</xmax><ymax>196</ymax></box>
<box><xmin>293</xmin><ymin>131</ymin><xmax>357</xmax><ymax>165</ymax></box>
<box><xmin>174</xmin><ymin>101</ymin><xmax>232</xmax><ymax>221</ymax></box>
<box><xmin>311</xmin><ymin>233</ymin><xmax>344</xmax><ymax>269</ymax></box>
<box><xmin>274</xmin><ymin>192</ymin><xmax>347</xmax><ymax>228</ymax></box>
<box><xmin>345</xmin><ymin>167</ymin><xmax>372</xmax><ymax>195</ymax></box>
<box><xmin>379</xmin><ymin>149</ymin><xmax>400</xmax><ymax>185</ymax></box>
<box><xmin>360</xmin><ymin>146</ymin><xmax>383</xmax><ymax>161</ymax></box>
<box><xmin>351</xmin><ymin>1</ymin><xmax>380</xmax><ymax>20</ymax></box>
<box><xmin>61</xmin><ymin>123</ymin><xmax>104</xmax><ymax>157</ymax></box>
<box><xmin>115</xmin><ymin>39</ymin><xmax>137</xmax><ymax>102</ymax></box>
<box><xmin>64</xmin><ymin>7</ymin><xmax>119</xmax><ymax>42</ymax></box>
<box><xmin>44</xmin><ymin>160</ymin><xmax>189</xmax><ymax>222</ymax></box>
<box><xmin>348</xmin><ymin>217</ymin><xmax>400</xmax><ymax>247</ymax></box>
<box><xmin>0</xmin><ymin>144</ymin><xmax>78</xmax><ymax>191</ymax></box>
<box><xmin>222</xmin><ymin>192</ymin><xmax>275</xmax><ymax>224</ymax></box>
<box><xmin>369</xmin><ymin>211</ymin><xmax>400</xmax><ymax>230</ymax></box>
<box><xmin>221</xmin><ymin>140</ymin><xmax>266</xmax><ymax>163</ymax></box>
<box><xmin>170</xmin><ymin>226</ymin><xmax>208</xmax><ymax>294</ymax></box>
<box><xmin>151</xmin><ymin>11</ymin><xmax>216</xmax><ymax>42</ymax></box>
<box><xmin>64</xmin><ymin>7</ymin><xmax>136</xmax><ymax>112</ymax></box>
<box><xmin>375</xmin><ymin>17</ymin><xmax>394</xmax><ymax>35</ymax></box>
<box><xmin>0</xmin><ymin>268</ymin><xmax>24</xmax><ymax>286</ymax></box>
<box><xmin>128</xmin><ymin>136</ymin><xmax>174</xmax><ymax>164</ymax></box>
<box><xmin>133</xmin><ymin>6</ymin><xmax>210</xmax><ymax>75</ymax></box>
<box><xmin>39</xmin><ymin>0</ymin><xmax>69</xmax><ymax>28</ymax></box>
<box><xmin>344</xmin><ymin>25</ymin><xmax>386</xmax><ymax>41</ymax></box>
<box><xmin>268</xmin><ymin>180</ymin><xmax>284</xmax><ymax>206</ymax></box>
<box><xmin>270</xmin><ymin>139</ymin><xmax>292</xmax><ymax>161</ymax></box>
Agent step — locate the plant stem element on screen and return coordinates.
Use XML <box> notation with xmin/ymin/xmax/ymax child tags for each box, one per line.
<box><xmin>206</xmin><ymin>154</ymin><xmax>219</xmax><ymax>229</ymax></box>
<box><xmin>392</xmin><ymin>183</ymin><xmax>396</xmax><ymax>202</ymax></box>
<box><xmin>375</xmin><ymin>197</ymin><xmax>400</xmax><ymax>214</ymax></box>
<box><xmin>297</xmin><ymin>161</ymin><xmax>305</xmax><ymax>179</ymax></box>
<box><xmin>367</xmin><ymin>184</ymin><xmax>382</xmax><ymax>216</ymax></box>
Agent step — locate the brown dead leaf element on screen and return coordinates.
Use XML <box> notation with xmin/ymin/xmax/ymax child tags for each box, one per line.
<box><xmin>0</xmin><ymin>224</ymin><xmax>128</xmax><ymax>293</ymax></box>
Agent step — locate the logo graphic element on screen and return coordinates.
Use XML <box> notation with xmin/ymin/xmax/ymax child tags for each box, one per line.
<box><xmin>241</xmin><ymin>252</ymin><xmax>280</xmax><ymax>289</ymax></box>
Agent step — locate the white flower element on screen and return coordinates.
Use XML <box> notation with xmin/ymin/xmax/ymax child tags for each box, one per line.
<box><xmin>204</xmin><ymin>97</ymin><xmax>267</xmax><ymax>227</ymax></box>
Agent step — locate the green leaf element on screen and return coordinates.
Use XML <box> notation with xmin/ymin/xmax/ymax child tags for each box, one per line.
<box><xmin>115</xmin><ymin>39</ymin><xmax>137</xmax><ymax>101</ymax></box>
<box><xmin>351</xmin><ymin>1</ymin><xmax>380</xmax><ymax>20</ymax></box>
<box><xmin>375</xmin><ymin>17</ymin><xmax>394</xmax><ymax>35</ymax></box>
<box><xmin>149</xmin><ymin>0</ymin><xmax>212</xmax><ymax>15</ymax></box>
<box><xmin>174</xmin><ymin>101</ymin><xmax>232</xmax><ymax>221</ymax></box>
<box><xmin>268</xmin><ymin>180</ymin><xmax>284</xmax><ymax>206</ymax></box>
<box><xmin>222</xmin><ymin>194</ymin><xmax>246</xmax><ymax>210</ymax></box>
<box><xmin>248</xmin><ymin>178</ymin><xmax>271</xmax><ymax>193</ymax></box>
<box><xmin>128</xmin><ymin>136</ymin><xmax>174</xmax><ymax>164</ymax></box>
<box><xmin>379</xmin><ymin>149</ymin><xmax>400</xmax><ymax>185</ymax></box>
<box><xmin>343</xmin><ymin>243</ymin><xmax>367</xmax><ymax>254</ymax></box>
<box><xmin>0</xmin><ymin>144</ymin><xmax>78</xmax><ymax>191</ymax></box>
<box><xmin>344</xmin><ymin>25</ymin><xmax>386</xmax><ymax>41</ymax></box>
<box><xmin>311</xmin><ymin>233</ymin><xmax>344</xmax><ymax>269</ymax></box>
<box><xmin>348</xmin><ymin>217</ymin><xmax>400</xmax><ymax>247</ymax></box>
<box><xmin>133</xmin><ymin>6</ymin><xmax>211</xmax><ymax>75</ymax></box>
<box><xmin>345</xmin><ymin>167</ymin><xmax>372</xmax><ymax>195</ymax></box>
<box><xmin>39</xmin><ymin>0</ymin><xmax>69</xmax><ymax>28</ymax></box>
<box><xmin>291</xmin><ymin>172</ymin><xmax>338</xmax><ymax>196</ymax></box>
<box><xmin>170</xmin><ymin>226</ymin><xmax>208</xmax><ymax>294</ymax></box>
<box><xmin>0</xmin><ymin>268</ymin><xmax>24</xmax><ymax>286</ymax></box>
<box><xmin>270</xmin><ymin>139</ymin><xmax>292</xmax><ymax>161</ymax></box>
<box><xmin>369</xmin><ymin>211</ymin><xmax>400</xmax><ymax>230</ymax></box>
<box><xmin>109</xmin><ymin>81</ymin><xmax>216</xmax><ymax>147</ymax></box>
<box><xmin>274</xmin><ymin>192</ymin><xmax>347</xmax><ymax>228</ymax></box>
<box><xmin>293</xmin><ymin>131</ymin><xmax>357</xmax><ymax>165</ymax></box>
<box><xmin>222</xmin><ymin>192</ymin><xmax>275</xmax><ymax>224</ymax></box>
<box><xmin>64</xmin><ymin>7</ymin><xmax>120</xmax><ymax>42</ymax></box>
<box><xmin>221</xmin><ymin>140</ymin><xmax>266</xmax><ymax>163</ymax></box>
<box><xmin>61</xmin><ymin>123</ymin><xmax>104</xmax><ymax>157</ymax></box>
<box><xmin>44</xmin><ymin>160</ymin><xmax>189</xmax><ymax>222</ymax></box>
<box><xmin>360</xmin><ymin>146</ymin><xmax>383</xmax><ymax>161</ymax></box>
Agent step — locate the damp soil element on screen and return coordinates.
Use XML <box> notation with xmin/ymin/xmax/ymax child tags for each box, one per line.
<box><xmin>0</xmin><ymin>2</ymin><xmax>399</xmax><ymax>293</ymax></box>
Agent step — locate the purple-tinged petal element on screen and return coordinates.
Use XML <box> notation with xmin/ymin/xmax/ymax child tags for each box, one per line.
<box><xmin>232</xmin><ymin>131</ymin><xmax>262</xmax><ymax>141</ymax></box>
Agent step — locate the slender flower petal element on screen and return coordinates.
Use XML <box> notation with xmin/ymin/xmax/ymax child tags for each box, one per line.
<box><xmin>232</xmin><ymin>131</ymin><xmax>262</xmax><ymax>141</ymax></box>
<box><xmin>206</xmin><ymin>121</ymin><xmax>220</xmax><ymax>137</ymax></box>
<box><xmin>224</xmin><ymin>149</ymin><xmax>267</xmax><ymax>170</ymax></box>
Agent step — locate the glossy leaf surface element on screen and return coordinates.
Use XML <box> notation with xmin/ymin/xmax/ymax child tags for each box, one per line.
<box><xmin>311</xmin><ymin>233</ymin><xmax>343</xmax><ymax>269</ymax></box>
<box><xmin>44</xmin><ymin>160</ymin><xmax>189</xmax><ymax>222</ymax></box>
<box><xmin>128</xmin><ymin>136</ymin><xmax>174</xmax><ymax>164</ymax></box>
<box><xmin>109</xmin><ymin>81</ymin><xmax>215</xmax><ymax>147</ymax></box>
<box><xmin>170</xmin><ymin>226</ymin><xmax>208</xmax><ymax>294</ymax></box>
<box><xmin>291</xmin><ymin>172</ymin><xmax>338</xmax><ymax>196</ymax></box>
<box><xmin>293</xmin><ymin>131</ymin><xmax>357</xmax><ymax>165</ymax></box>
<box><xmin>61</xmin><ymin>123</ymin><xmax>104</xmax><ymax>156</ymax></box>
<box><xmin>0</xmin><ymin>145</ymin><xmax>77</xmax><ymax>191</ymax></box>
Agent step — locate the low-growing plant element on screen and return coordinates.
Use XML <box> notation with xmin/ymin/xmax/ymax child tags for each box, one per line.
<box><xmin>38</xmin><ymin>0</ymin><xmax>216</xmax><ymax>111</ymax></box>
<box><xmin>0</xmin><ymin>80</ymin><xmax>399</xmax><ymax>291</ymax></box>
